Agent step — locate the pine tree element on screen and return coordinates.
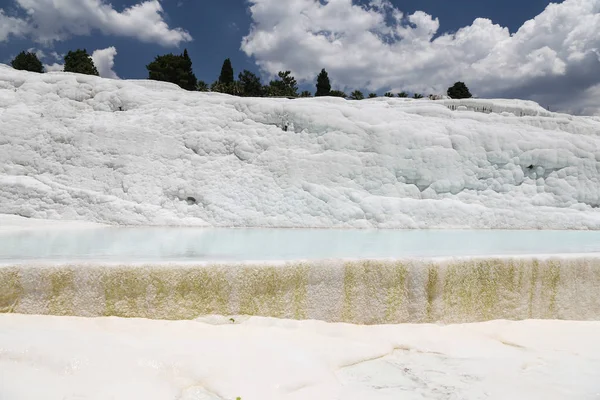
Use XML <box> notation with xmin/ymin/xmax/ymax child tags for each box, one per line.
<box><xmin>368</xmin><ymin>93</ymin><xmax>377</xmax><ymax>98</ymax></box>
<box><xmin>350</xmin><ymin>90</ymin><xmax>364</xmax><ymax>100</ymax></box>
<box><xmin>329</xmin><ymin>90</ymin><xmax>347</xmax><ymax>98</ymax></box>
<box><xmin>146</xmin><ymin>50</ymin><xmax>197</xmax><ymax>91</ymax></box>
<box><xmin>211</xmin><ymin>81</ymin><xmax>244</xmax><ymax>96</ymax></box>
<box><xmin>397</xmin><ymin>92</ymin><xmax>408</xmax><ymax>98</ymax></box>
<box><xmin>384</xmin><ymin>92</ymin><xmax>394</xmax><ymax>97</ymax></box>
<box><xmin>300</xmin><ymin>90</ymin><xmax>312</xmax><ymax>97</ymax></box>
<box><xmin>413</xmin><ymin>93</ymin><xmax>424</xmax><ymax>99</ymax></box>
<box><xmin>219</xmin><ymin>58</ymin><xmax>234</xmax><ymax>85</ymax></box>
<box><xmin>177</xmin><ymin>49</ymin><xmax>197</xmax><ymax>90</ymax></box>
<box><xmin>238</xmin><ymin>70</ymin><xmax>263</xmax><ymax>97</ymax></box>
<box><xmin>196</xmin><ymin>80</ymin><xmax>209</xmax><ymax>91</ymax></box>
<box><xmin>11</xmin><ymin>51</ymin><xmax>44</xmax><ymax>73</ymax></box>
<box><xmin>315</xmin><ymin>68</ymin><xmax>331</xmax><ymax>97</ymax></box>
<box><xmin>447</xmin><ymin>82</ymin><xmax>472</xmax><ymax>99</ymax></box>
<box><xmin>266</xmin><ymin>71</ymin><xmax>298</xmax><ymax>97</ymax></box>
<box><xmin>64</xmin><ymin>49</ymin><xmax>99</xmax><ymax>76</ymax></box>
<box><xmin>279</xmin><ymin>71</ymin><xmax>298</xmax><ymax>97</ymax></box>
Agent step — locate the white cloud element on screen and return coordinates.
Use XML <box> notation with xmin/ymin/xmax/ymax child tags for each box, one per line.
<box><xmin>0</xmin><ymin>9</ymin><xmax>29</xmax><ymax>41</ymax></box>
<box><xmin>552</xmin><ymin>83</ymin><xmax>600</xmax><ymax>116</ymax></box>
<box><xmin>241</xmin><ymin>0</ymin><xmax>600</xmax><ymax>115</ymax></box>
<box><xmin>0</xmin><ymin>0</ymin><xmax>191</xmax><ymax>46</ymax></box>
<box><xmin>44</xmin><ymin>63</ymin><xmax>64</xmax><ymax>72</ymax></box>
<box><xmin>22</xmin><ymin>47</ymin><xmax>65</xmax><ymax>72</ymax></box>
<box><xmin>91</xmin><ymin>46</ymin><xmax>119</xmax><ymax>79</ymax></box>
<box><xmin>50</xmin><ymin>51</ymin><xmax>62</xmax><ymax>61</ymax></box>
<box><xmin>26</xmin><ymin>47</ymin><xmax>46</xmax><ymax>60</ymax></box>
<box><xmin>41</xmin><ymin>47</ymin><xmax>118</xmax><ymax>77</ymax></box>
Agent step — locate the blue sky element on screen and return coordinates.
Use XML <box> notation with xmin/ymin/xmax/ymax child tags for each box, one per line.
<box><xmin>1</xmin><ymin>0</ymin><xmax>599</xmax><ymax>115</ymax></box>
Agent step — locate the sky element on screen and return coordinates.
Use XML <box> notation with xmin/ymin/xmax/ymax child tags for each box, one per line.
<box><xmin>0</xmin><ymin>0</ymin><xmax>599</xmax><ymax>115</ymax></box>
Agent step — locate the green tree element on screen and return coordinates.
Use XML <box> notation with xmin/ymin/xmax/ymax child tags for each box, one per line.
<box><xmin>329</xmin><ymin>90</ymin><xmax>347</xmax><ymax>98</ymax></box>
<box><xmin>211</xmin><ymin>81</ymin><xmax>244</xmax><ymax>96</ymax></box>
<box><xmin>397</xmin><ymin>92</ymin><xmax>408</xmax><ymax>98</ymax></box>
<box><xmin>413</xmin><ymin>93</ymin><xmax>424</xmax><ymax>99</ymax></box>
<box><xmin>219</xmin><ymin>58</ymin><xmax>234</xmax><ymax>85</ymax></box>
<box><xmin>264</xmin><ymin>84</ymin><xmax>281</xmax><ymax>97</ymax></box>
<box><xmin>146</xmin><ymin>50</ymin><xmax>197</xmax><ymax>91</ymax></box>
<box><xmin>350</xmin><ymin>90</ymin><xmax>364</xmax><ymax>100</ymax></box>
<box><xmin>447</xmin><ymin>81</ymin><xmax>472</xmax><ymax>99</ymax></box>
<box><xmin>238</xmin><ymin>70</ymin><xmax>263</xmax><ymax>97</ymax></box>
<box><xmin>196</xmin><ymin>80</ymin><xmax>209</xmax><ymax>91</ymax></box>
<box><xmin>64</xmin><ymin>49</ymin><xmax>99</xmax><ymax>76</ymax></box>
<box><xmin>315</xmin><ymin>68</ymin><xmax>331</xmax><ymax>96</ymax></box>
<box><xmin>11</xmin><ymin>51</ymin><xmax>44</xmax><ymax>73</ymax></box>
<box><xmin>266</xmin><ymin>71</ymin><xmax>298</xmax><ymax>97</ymax></box>
<box><xmin>278</xmin><ymin>71</ymin><xmax>298</xmax><ymax>97</ymax></box>
<box><xmin>300</xmin><ymin>90</ymin><xmax>312</xmax><ymax>97</ymax></box>
<box><xmin>368</xmin><ymin>93</ymin><xmax>377</xmax><ymax>98</ymax></box>
<box><xmin>180</xmin><ymin>49</ymin><xmax>197</xmax><ymax>90</ymax></box>
<box><xmin>384</xmin><ymin>92</ymin><xmax>394</xmax><ymax>97</ymax></box>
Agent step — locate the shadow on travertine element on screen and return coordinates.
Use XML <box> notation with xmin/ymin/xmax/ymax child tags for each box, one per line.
<box><xmin>1</xmin><ymin>258</ymin><xmax>599</xmax><ymax>324</ymax></box>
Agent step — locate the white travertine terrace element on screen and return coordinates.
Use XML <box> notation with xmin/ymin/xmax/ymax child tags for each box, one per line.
<box><xmin>1</xmin><ymin>65</ymin><xmax>599</xmax><ymax>228</ymax></box>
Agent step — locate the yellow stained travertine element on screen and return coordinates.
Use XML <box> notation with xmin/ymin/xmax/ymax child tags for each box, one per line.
<box><xmin>103</xmin><ymin>269</ymin><xmax>149</xmax><ymax>318</ymax></box>
<box><xmin>171</xmin><ymin>268</ymin><xmax>231</xmax><ymax>319</ymax></box>
<box><xmin>443</xmin><ymin>259</ymin><xmax>522</xmax><ymax>322</ymax></box>
<box><xmin>1</xmin><ymin>258</ymin><xmax>598</xmax><ymax>324</ymax></box>
<box><xmin>238</xmin><ymin>264</ymin><xmax>309</xmax><ymax>319</ymax></box>
<box><xmin>341</xmin><ymin>262</ymin><xmax>358</xmax><ymax>322</ymax></box>
<box><xmin>341</xmin><ymin>261</ymin><xmax>409</xmax><ymax>324</ymax></box>
<box><xmin>529</xmin><ymin>259</ymin><xmax>540</xmax><ymax>318</ymax></box>
<box><xmin>0</xmin><ymin>268</ymin><xmax>23</xmax><ymax>313</ymax></box>
<box><xmin>48</xmin><ymin>268</ymin><xmax>75</xmax><ymax>315</ymax></box>
<box><xmin>384</xmin><ymin>262</ymin><xmax>409</xmax><ymax>323</ymax></box>
<box><xmin>425</xmin><ymin>265</ymin><xmax>439</xmax><ymax>322</ymax></box>
<box><xmin>541</xmin><ymin>261</ymin><xmax>561</xmax><ymax>318</ymax></box>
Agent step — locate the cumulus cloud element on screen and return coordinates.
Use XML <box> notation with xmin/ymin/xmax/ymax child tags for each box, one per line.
<box><xmin>91</xmin><ymin>47</ymin><xmax>119</xmax><ymax>79</ymax></box>
<box><xmin>49</xmin><ymin>51</ymin><xmax>62</xmax><ymax>62</ymax></box>
<box><xmin>22</xmin><ymin>47</ymin><xmax>65</xmax><ymax>72</ymax></box>
<box><xmin>0</xmin><ymin>10</ymin><xmax>29</xmax><ymax>41</ymax></box>
<box><xmin>241</xmin><ymin>0</ymin><xmax>600</xmax><ymax>115</ymax></box>
<box><xmin>0</xmin><ymin>0</ymin><xmax>191</xmax><ymax>46</ymax></box>
<box><xmin>41</xmin><ymin>47</ymin><xmax>118</xmax><ymax>77</ymax></box>
<box><xmin>552</xmin><ymin>83</ymin><xmax>600</xmax><ymax>116</ymax></box>
<box><xmin>26</xmin><ymin>47</ymin><xmax>46</xmax><ymax>60</ymax></box>
<box><xmin>44</xmin><ymin>63</ymin><xmax>64</xmax><ymax>72</ymax></box>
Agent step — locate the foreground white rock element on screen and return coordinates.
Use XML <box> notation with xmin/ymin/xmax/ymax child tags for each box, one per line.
<box><xmin>1</xmin><ymin>65</ymin><xmax>599</xmax><ymax>228</ymax></box>
<box><xmin>0</xmin><ymin>314</ymin><xmax>598</xmax><ymax>400</ymax></box>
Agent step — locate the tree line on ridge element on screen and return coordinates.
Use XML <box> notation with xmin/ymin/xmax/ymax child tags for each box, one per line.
<box><xmin>10</xmin><ymin>49</ymin><xmax>472</xmax><ymax>99</ymax></box>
